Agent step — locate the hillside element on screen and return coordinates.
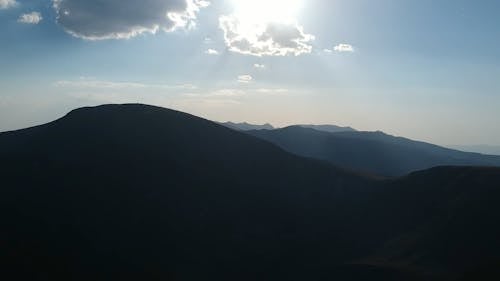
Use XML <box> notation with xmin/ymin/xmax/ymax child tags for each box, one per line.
<box><xmin>0</xmin><ymin>104</ymin><xmax>373</xmax><ymax>280</ymax></box>
<box><xmin>1</xmin><ymin>104</ymin><xmax>500</xmax><ymax>281</ymax></box>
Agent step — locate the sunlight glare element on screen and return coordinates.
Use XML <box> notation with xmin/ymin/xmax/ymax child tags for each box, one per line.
<box><xmin>231</xmin><ymin>0</ymin><xmax>303</xmax><ymax>24</ymax></box>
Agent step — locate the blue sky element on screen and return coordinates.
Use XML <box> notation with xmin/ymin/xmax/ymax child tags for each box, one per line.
<box><xmin>1</xmin><ymin>0</ymin><xmax>499</xmax><ymax>146</ymax></box>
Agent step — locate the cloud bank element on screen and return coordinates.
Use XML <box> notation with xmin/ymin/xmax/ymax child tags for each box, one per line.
<box><xmin>51</xmin><ymin>0</ymin><xmax>209</xmax><ymax>40</ymax></box>
<box><xmin>0</xmin><ymin>0</ymin><xmax>17</xmax><ymax>9</ymax></box>
<box><xmin>18</xmin><ymin>12</ymin><xmax>43</xmax><ymax>24</ymax></box>
<box><xmin>219</xmin><ymin>15</ymin><xmax>314</xmax><ymax>57</ymax></box>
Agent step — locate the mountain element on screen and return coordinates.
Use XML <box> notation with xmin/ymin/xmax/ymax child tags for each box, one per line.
<box><xmin>246</xmin><ymin>126</ymin><xmax>500</xmax><ymax>177</ymax></box>
<box><xmin>299</xmin><ymin>124</ymin><xmax>356</xmax><ymax>133</ymax></box>
<box><xmin>349</xmin><ymin>166</ymin><xmax>500</xmax><ymax>281</ymax></box>
<box><xmin>1</xmin><ymin>104</ymin><xmax>500</xmax><ymax>281</ymax></box>
<box><xmin>220</xmin><ymin>122</ymin><xmax>355</xmax><ymax>133</ymax></box>
<box><xmin>0</xmin><ymin>104</ymin><xmax>373</xmax><ymax>281</ymax></box>
<box><xmin>448</xmin><ymin>145</ymin><xmax>500</xmax><ymax>156</ymax></box>
<box><xmin>220</xmin><ymin>121</ymin><xmax>274</xmax><ymax>131</ymax></box>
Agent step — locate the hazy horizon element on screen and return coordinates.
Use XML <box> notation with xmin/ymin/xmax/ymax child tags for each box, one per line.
<box><xmin>1</xmin><ymin>0</ymin><xmax>499</xmax><ymax>147</ymax></box>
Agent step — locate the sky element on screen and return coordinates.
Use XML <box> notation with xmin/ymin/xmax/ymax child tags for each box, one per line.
<box><xmin>1</xmin><ymin>0</ymin><xmax>499</xmax><ymax>146</ymax></box>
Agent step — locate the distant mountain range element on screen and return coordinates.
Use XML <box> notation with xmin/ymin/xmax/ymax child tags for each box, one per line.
<box><xmin>297</xmin><ymin>124</ymin><xmax>357</xmax><ymax>133</ymax></box>
<box><xmin>1</xmin><ymin>104</ymin><xmax>500</xmax><ymax>280</ymax></box>
<box><xmin>246</xmin><ymin>126</ymin><xmax>500</xmax><ymax>177</ymax></box>
<box><xmin>220</xmin><ymin>121</ymin><xmax>356</xmax><ymax>133</ymax></box>
<box><xmin>220</xmin><ymin>121</ymin><xmax>274</xmax><ymax>131</ymax></box>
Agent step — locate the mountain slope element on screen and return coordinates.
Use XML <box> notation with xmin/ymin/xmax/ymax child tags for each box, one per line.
<box><xmin>365</xmin><ymin>167</ymin><xmax>500</xmax><ymax>279</ymax></box>
<box><xmin>1</xmin><ymin>104</ymin><xmax>500</xmax><ymax>281</ymax></box>
<box><xmin>0</xmin><ymin>104</ymin><xmax>374</xmax><ymax>281</ymax></box>
<box><xmin>247</xmin><ymin>126</ymin><xmax>500</xmax><ymax>177</ymax></box>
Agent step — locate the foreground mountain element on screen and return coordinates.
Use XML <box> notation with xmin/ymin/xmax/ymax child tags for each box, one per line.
<box><xmin>0</xmin><ymin>104</ymin><xmax>374</xmax><ymax>280</ymax></box>
<box><xmin>247</xmin><ymin>126</ymin><xmax>500</xmax><ymax>177</ymax></box>
<box><xmin>1</xmin><ymin>104</ymin><xmax>500</xmax><ymax>281</ymax></box>
<box><xmin>219</xmin><ymin>121</ymin><xmax>274</xmax><ymax>131</ymax></box>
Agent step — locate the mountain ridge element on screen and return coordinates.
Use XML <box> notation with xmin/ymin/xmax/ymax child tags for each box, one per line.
<box><xmin>219</xmin><ymin>121</ymin><xmax>275</xmax><ymax>131</ymax></box>
<box><xmin>246</xmin><ymin>125</ymin><xmax>500</xmax><ymax>177</ymax></box>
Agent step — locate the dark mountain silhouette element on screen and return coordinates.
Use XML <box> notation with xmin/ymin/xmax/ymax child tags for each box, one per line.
<box><xmin>359</xmin><ymin>166</ymin><xmax>500</xmax><ymax>279</ymax></box>
<box><xmin>299</xmin><ymin>124</ymin><xmax>356</xmax><ymax>133</ymax></box>
<box><xmin>220</xmin><ymin>121</ymin><xmax>274</xmax><ymax>131</ymax></box>
<box><xmin>1</xmin><ymin>104</ymin><xmax>500</xmax><ymax>281</ymax></box>
<box><xmin>449</xmin><ymin>144</ymin><xmax>500</xmax><ymax>156</ymax></box>
<box><xmin>246</xmin><ymin>126</ymin><xmax>500</xmax><ymax>177</ymax></box>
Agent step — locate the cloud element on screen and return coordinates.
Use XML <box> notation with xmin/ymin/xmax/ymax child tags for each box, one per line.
<box><xmin>323</xmin><ymin>49</ymin><xmax>333</xmax><ymax>53</ymax></box>
<box><xmin>237</xmin><ymin>75</ymin><xmax>253</xmax><ymax>83</ymax></box>
<box><xmin>185</xmin><ymin>89</ymin><xmax>246</xmax><ymax>98</ymax></box>
<box><xmin>219</xmin><ymin>15</ymin><xmax>314</xmax><ymax>57</ymax></box>
<box><xmin>173</xmin><ymin>98</ymin><xmax>241</xmax><ymax>109</ymax></box>
<box><xmin>185</xmin><ymin>88</ymin><xmax>289</xmax><ymax>98</ymax></box>
<box><xmin>253</xmin><ymin>63</ymin><xmax>265</xmax><ymax>69</ymax></box>
<box><xmin>255</xmin><ymin>88</ymin><xmax>289</xmax><ymax>95</ymax></box>
<box><xmin>0</xmin><ymin>0</ymin><xmax>17</xmax><ymax>9</ymax></box>
<box><xmin>209</xmin><ymin>89</ymin><xmax>245</xmax><ymax>97</ymax></box>
<box><xmin>334</xmin><ymin>44</ymin><xmax>354</xmax><ymax>53</ymax></box>
<box><xmin>18</xmin><ymin>12</ymin><xmax>43</xmax><ymax>24</ymax></box>
<box><xmin>51</xmin><ymin>0</ymin><xmax>209</xmax><ymax>40</ymax></box>
<box><xmin>53</xmin><ymin>78</ymin><xmax>199</xmax><ymax>107</ymax></box>
<box><xmin>205</xmin><ymin>49</ymin><xmax>219</xmax><ymax>55</ymax></box>
<box><xmin>54</xmin><ymin>78</ymin><xmax>197</xmax><ymax>90</ymax></box>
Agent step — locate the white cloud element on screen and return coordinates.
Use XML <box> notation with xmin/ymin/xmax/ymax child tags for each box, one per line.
<box><xmin>173</xmin><ymin>98</ymin><xmax>241</xmax><ymax>109</ymax></box>
<box><xmin>182</xmin><ymin>89</ymin><xmax>246</xmax><ymax>98</ymax></box>
<box><xmin>323</xmin><ymin>48</ymin><xmax>333</xmax><ymax>53</ymax></box>
<box><xmin>219</xmin><ymin>15</ymin><xmax>314</xmax><ymax>57</ymax></box>
<box><xmin>334</xmin><ymin>43</ymin><xmax>354</xmax><ymax>53</ymax></box>
<box><xmin>205</xmin><ymin>48</ymin><xmax>219</xmax><ymax>55</ymax></box>
<box><xmin>185</xmin><ymin>88</ymin><xmax>288</xmax><ymax>98</ymax></box>
<box><xmin>51</xmin><ymin>0</ymin><xmax>209</xmax><ymax>40</ymax></box>
<box><xmin>209</xmin><ymin>89</ymin><xmax>246</xmax><ymax>97</ymax></box>
<box><xmin>255</xmin><ymin>88</ymin><xmax>289</xmax><ymax>95</ymax></box>
<box><xmin>253</xmin><ymin>63</ymin><xmax>265</xmax><ymax>69</ymax></box>
<box><xmin>53</xmin><ymin>78</ymin><xmax>199</xmax><ymax>107</ymax></box>
<box><xmin>0</xmin><ymin>0</ymin><xmax>17</xmax><ymax>9</ymax></box>
<box><xmin>18</xmin><ymin>12</ymin><xmax>43</xmax><ymax>24</ymax></box>
<box><xmin>237</xmin><ymin>75</ymin><xmax>253</xmax><ymax>83</ymax></box>
<box><xmin>54</xmin><ymin>78</ymin><xmax>197</xmax><ymax>90</ymax></box>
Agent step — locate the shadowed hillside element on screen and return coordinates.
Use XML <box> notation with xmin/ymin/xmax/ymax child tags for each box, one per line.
<box><xmin>0</xmin><ymin>104</ymin><xmax>375</xmax><ymax>281</ymax></box>
<box><xmin>1</xmin><ymin>104</ymin><xmax>500</xmax><ymax>281</ymax></box>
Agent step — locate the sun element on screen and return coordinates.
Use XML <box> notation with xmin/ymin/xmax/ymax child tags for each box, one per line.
<box><xmin>230</xmin><ymin>0</ymin><xmax>303</xmax><ymax>24</ymax></box>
